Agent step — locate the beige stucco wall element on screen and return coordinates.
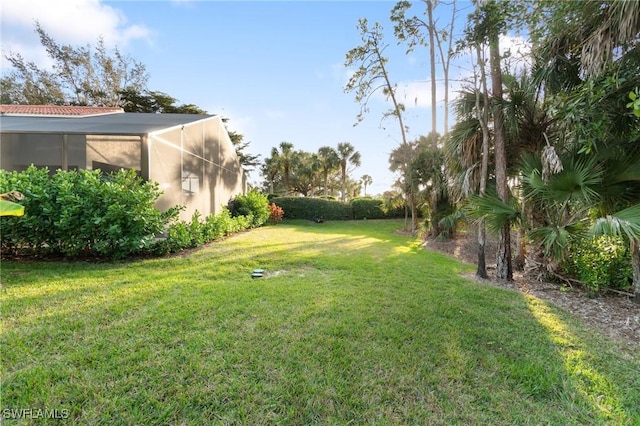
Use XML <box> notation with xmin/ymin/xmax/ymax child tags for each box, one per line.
<box><xmin>149</xmin><ymin>116</ymin><xmax>245</xmax><ymax>220</ymax></box>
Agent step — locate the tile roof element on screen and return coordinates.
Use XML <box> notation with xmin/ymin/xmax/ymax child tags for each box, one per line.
<box><xmin>0</xmin><ymin>104</ymin><xmax>124</xmax><ymax>117</ymax></box>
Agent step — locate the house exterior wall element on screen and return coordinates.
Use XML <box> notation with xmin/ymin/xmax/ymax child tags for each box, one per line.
<box><xmin>1</xmin><ymin>115</ymin><xmax>245</xmax><ymax>222</ymax></box>
<box><xmin>149</xmin><ymin>116</ymin><xmax>245</xmax><ymax>220</ymax></box>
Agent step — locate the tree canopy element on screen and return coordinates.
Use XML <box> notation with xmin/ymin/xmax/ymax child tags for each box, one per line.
<box><xmin>2</xmin><ymin>22</ymin><xmax>148</xmax><ymax>107</ymax></box>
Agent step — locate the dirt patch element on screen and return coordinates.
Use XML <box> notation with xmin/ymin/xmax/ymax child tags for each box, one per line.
<box><xmin>423</xmin><ymin>230</ymin><xmax>640</xmax><ymax>347</ymax></box>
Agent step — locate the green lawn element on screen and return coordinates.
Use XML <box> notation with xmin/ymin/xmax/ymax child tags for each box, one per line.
<box><xmin>1</xmin><ymin>219</ymin><xmax>639</xmax><ymax>425</ymax></box>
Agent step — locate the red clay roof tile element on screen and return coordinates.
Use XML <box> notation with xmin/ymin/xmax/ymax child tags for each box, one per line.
<box><xmin>0</xmin><ymin>105</ymin><xmax>124</xmax><ymax>117</ymax></box>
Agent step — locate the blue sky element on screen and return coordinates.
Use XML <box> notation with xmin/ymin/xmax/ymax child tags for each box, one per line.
<box><xmin>1</xmin><ymin>0</ymin><xmax>489</xmax><ymax>195</ymax></box>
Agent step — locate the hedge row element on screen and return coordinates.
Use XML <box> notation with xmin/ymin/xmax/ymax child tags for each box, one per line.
<box><xmin>151</xmin><ymin>209</ymin><xmax>255</xmax><ymax>256</ymax></box>
<box><xmin>271</xmin><ymin>197</ymin><xmax>403</xmax><ymax>221</ymax></box>
<box><xmin>1</xmin><ymin>166</ymin><xmax>170</xmax><ymax>259</ymax></box>
<box><xmin>0</xmin><ymin>167</ymin><xmax>271</xmax><ymax>259</ymax></box>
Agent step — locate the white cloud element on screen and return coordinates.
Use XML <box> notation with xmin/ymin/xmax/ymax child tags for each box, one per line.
<box><xmin>225</xmin><ymin>114</ymin><xmax>253</xmax><ymax>136</ymax></box>
<box><xmin>397</xmin><ymin>80</ymin><xmax>432</xmax><ymax>109</ymax></box>
<box><xmin>500</xmin><ymin>34</ymin><xmax>531</xmax><ymax>57</ymax></box>
<box><xmin>1</xmin><ymin>0</ymin><xmax>153</xmax><ymax>70</ymax></box>
<box><xmin>499</xmin><ymin>34</ymin><xmax>533</xmax><ymax>75</ymax></box>
<box><xmin>368</xmin><ymin>79</ymin><xmax>450</xmax><ymax>110</ymax></box>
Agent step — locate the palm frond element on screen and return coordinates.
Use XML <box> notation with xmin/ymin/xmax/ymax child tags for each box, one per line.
<box><xmin>528</xmin><ymin>222</ymin><xmax>585</xmax><ymax>261</ymax></box>
<box><xmin>522</xmin><ymin>152</ymin><xmax>603</xmax><ymax>206</ymax></box>
<box><xmin>591</xmin><ymin>204</ymin><xmax>640</xmax><ymax>242</ymax></box>
<box><xmin>465</xmin><ymin>192</ymin><xmax>520</xmax><ymax>235</ymax></box>
<box><xmin>438</xmin><ymin>208</ymin><xmax>467</xmax><ymax>238</ymax></box>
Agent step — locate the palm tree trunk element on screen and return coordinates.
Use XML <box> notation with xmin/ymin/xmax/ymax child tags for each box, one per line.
<box><xmin>632</xmin><ymin>238</ymin><xmax>640</xmax><ymax>303</ymax></box>
<box><xmin>477</xmin><ymin>218</ymin><xmax>488</xmax><ymax>279</ymax></box>
<box><xmin>404</xmin><ymin>202</ymin><xmax>409</xmax><ymax>231</ymax></box>
<box><xmin>514</xmin><ymin>193</ymin><xmax>526</xmax><ymax>271</ymax></box>
<box><xmin>412</xmin><ymin>204</ymin><xmax>418</xmax><ymax>233</ymax></box>
<box><xmin>430</xmin><ymin>190</ymin><xmax>439</xmax><ymax>238</ymax></box>
<box><xmin>341</xmin><ymin>174</ymin><xmax>346</xmax><ymax>202</ymax></box>
<box><xmin>323</xmin><ymin>172</ymin><xmax>328</xmax><ymax>199</ymax></box>
<box><xmin>284</xmin><ymin>166</ymin><xmax>290</xmax><ymax>195</ymax></box>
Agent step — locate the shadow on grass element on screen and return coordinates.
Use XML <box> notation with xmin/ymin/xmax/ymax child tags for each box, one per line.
<box><xmin>1</xmin><ymin>219</ymin><xmax>639</xmax><ymax>424</ymax></box>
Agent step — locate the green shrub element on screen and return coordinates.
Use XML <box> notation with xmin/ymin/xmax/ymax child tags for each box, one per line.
<box><xmin>0</xmin><ymin>166</ymin><xmax>172</xmax><ymax>259</ymax></box>
<box><xmin>563</xmin><ymin>235</ymin><xmax>632</xmax><ymax>293</ymax></box>
<box><xmin>271</xmin><ymin>197</ymin><xmax>352</xmax><ymax>221</ymax></box>
<box><xmin>350</xmin><ymin>197</ymin><xmax>387</xmax><ymax>220</ymax></box>
<box><xmin>153</xmin><ymin>207</ymin><xmax>254</xmax><ymax>255</ymax></box>
<box><xmin>0</xmin><ymin>166</ymin><xmax>53</xmax><ymax>252</ymax></box>
<box><xmin>227</xmin><ymin>191</ymin><xmax>270</xmax><ymax>227</ymax></box>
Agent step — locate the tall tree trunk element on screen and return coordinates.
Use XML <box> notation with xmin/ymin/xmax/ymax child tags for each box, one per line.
<box><xmin>411</xmin><ymin>203</ymin><xmax>418</xmax><ymax>233</ymax></box>
<box><xmin>404</xmin><ymin>201</ymin><xmax>409</xmax><ymax>231</ymax></box>
<box><xmin>427</xmin><ymin>0</ymin><xmax>437</xmax><ymax>150</ymax></box>
<box><xmin>475</xmin><ymin>44</ymin><xmax>491</xmax><ymax>279</ymax></box>
<box><xmin>323</xmin><ymin>172</ymin><xmax>328</xmax><ymax>199</ymax></box>
<box><xmin>632</xmin><ymin>238</ymin><xmax>640</xmax><ymax>303</ymax></box>
<box><xmin>284</xmin><ymin>164</ymin><xmax>290</xmax><ymax>195</ymax></box>
<box><xmin>430</xmin><ymin>190</ymin><xmax>439</xmax><ymax>238</ymax></box>
<box><xmin>514</xmin><ymin>183</ymin><xmax>526</xmax><ymax>271</ymax></box>
<box><xmin>433</xmin><ymin>0</ymin><xmax>457</xmax><ymax>135</ymax></box>
<box><xmin>427</xmin><ymin>0</ymin><xmax>440</xmax><ymax>239</ymax></box>
<box><xmin>477</xmin><ymin>221</ymin><xmax>487</xmax><ymax>278</ymax></box>
<box><xmin>489</xmin><ymin>31</ymin><xmax>512</xmax><ymax>281</ymax></box>
<box><xmin>341</xmin><ymin>165</ymin><xmax>346</xmax><ymax>202</ymax></box>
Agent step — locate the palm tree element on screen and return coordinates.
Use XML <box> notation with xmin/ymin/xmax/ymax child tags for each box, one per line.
<box><xmin>389</xmin><ymin>141</ymin><xmax>421</xmax><ymax>231</ymax></box>
<box><xmin>445</xmin><ymin>84</ymin><xmax>489</xmax><ymax>277</ymax></box>
<box><xmin>361</xmin><ymin>174</ymin><xmax>373</xmax><ymax>196</ymax></box>
<box><xmin>580</xmin><ymin>0</ymin><xmax>640</xmax><ymax>76</ymax></box>
<box><xmin>411</xmin><ymin>143</ymin><xmax>449</xmax><ymax>239</ymax></box>
<box><xmin>317</xmin><ymin>146</ymin><xmax>339</xmax><ymax>199</ymax></box>
<box><xmin>277</xmin><ymin>142</ymin><xmax>295</xmax><ymax>195</ymax></box>
<box><xmin>533</xmin><ymin>0</ymin><xmax>640</xmax><ymax>92</ymax></box>
<box><xmin>528</xmin><ymin>0</ymin><xmax>640</xmax><ymax>296</ymax></box>
<box><xmin>336</xmin><ymin>142</ymin><xmax>361</xmax><ymax>202</ymax></box>
<box><xmin>262</xmin><ymin>153</ymin><xmax>280</xmax><ymax>195</ymax></box>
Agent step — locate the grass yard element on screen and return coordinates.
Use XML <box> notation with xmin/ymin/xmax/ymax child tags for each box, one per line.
<box><xmin>1</xmin><ymin>219</ymin><xmax>639</xmax><ymax>425</ymax></box>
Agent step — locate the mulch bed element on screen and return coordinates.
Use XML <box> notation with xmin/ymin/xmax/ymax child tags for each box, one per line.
<box><xmin>423</xmin><ymin>230</ymin><xmax>639</xmax><ymax>347</ymax></box>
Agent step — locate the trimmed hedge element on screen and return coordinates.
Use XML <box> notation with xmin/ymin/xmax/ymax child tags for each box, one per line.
<box><xmin>351</xmin><ymin>197</ymin><xmax>387</xmax><ymax>220</ymax></box>
<box><xmin>272</xmin><ymin>197</ymin><xmax>353</xmax><ymax>221</ymax></box>
<box><xmin>0</xmin><ymin>166</ymin><xmax>268</xmax><ymax>259</ymax></box>
<box><xmin>151</xmin><ymin>208</ymin><xmax>254</xmax><ymax>256</ymax></box>
<box><xmin>0</xmin><ymin>166</ymin><xmax>173</xmax><ymax>259</ymax></box>
<box><xmin>271</xmin><ymin>196</ymin><xmax>403</xmax><ymax>221</ymax></box>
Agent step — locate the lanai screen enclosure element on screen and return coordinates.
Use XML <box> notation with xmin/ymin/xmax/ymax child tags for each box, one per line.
<box><xmin>0</xmin><ymin>107</ymin><xmax>247</xmax><ymax>220</ymax></box>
